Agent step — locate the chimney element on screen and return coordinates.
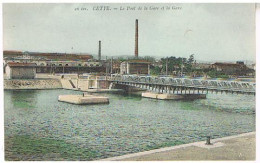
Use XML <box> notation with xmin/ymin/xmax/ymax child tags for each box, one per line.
<box><xmin>98</xmin><ymin>41</ymin><xmax>101</xmax><ymax>61</ymax></box>
<box><xmin>135</xmin><ymin>19</ymin><xmax>138</xmax><ymax>57</ymax></box>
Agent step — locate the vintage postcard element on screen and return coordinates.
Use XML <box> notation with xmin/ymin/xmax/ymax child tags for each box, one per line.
<box><xmin>2</xmin><ymin>3</ymin><xmax>257</xmax><ymax>161</ymax></box>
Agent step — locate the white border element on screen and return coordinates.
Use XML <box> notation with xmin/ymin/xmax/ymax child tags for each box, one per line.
<box><xmin>1</xmin><ymin>2</ymin><xmax>258</xmax><ymax>163</ymax></box>
<box><xmin>255</xmin><ymin>2</ymin><xmax>259</xmax><ymax>163</ymax></box>
<box><xmin>1</xmin><ymin>0</ymin><xmax>260</xmax><ymax>3</ymax></box>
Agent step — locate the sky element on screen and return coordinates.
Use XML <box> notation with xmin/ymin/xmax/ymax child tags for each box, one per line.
<box><xmin>3</xmin><ymin>3</ymin><xmax>256</xmax><ymax>62</ymax></box>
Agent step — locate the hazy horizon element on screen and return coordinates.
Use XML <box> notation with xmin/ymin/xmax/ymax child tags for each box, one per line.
<box><xmin>3</xmin><ymin>3</ymin><xmax>256</xmax><ymax>62</ymax></box>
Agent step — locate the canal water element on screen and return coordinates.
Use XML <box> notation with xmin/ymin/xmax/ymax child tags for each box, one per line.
<box><xmin>4</xmin><ymin>89</ymin><xmax>255</xmax><ymax>160</ymax></box>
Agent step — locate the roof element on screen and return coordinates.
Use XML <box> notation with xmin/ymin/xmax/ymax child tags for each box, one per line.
<box><xmin>4</xmin><ymin>51</ymin><xmax>93</xmax><ymax>61</ymax></box>
<box><xmin>214</xmin><ymin>62</ymin><xmax>237</xmax><ymax>65</ymax></box>
<box><xmin>7</xmin><ymin>62</ymin><xmax>37</xmax><ymax>67</ymax></box>
<box><xmin>125</xmin><ymin>60</ymin><xmax>151</xmax><ymax>64</ymax></box>
<box><xmin>4</xmin><ymin>50</ymin><xmax>23</xmax><ymax>53</ymax></box>
<box><xmin>212</xmin><ymin>62</ymin><xmax>245</xmax><ymax>67</ymax></box>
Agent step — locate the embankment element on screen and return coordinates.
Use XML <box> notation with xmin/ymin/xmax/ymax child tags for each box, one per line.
<box><xmin>4</xmin><ymin>79</ymin><xmax>62</xmax><ymax>90</ymax></box>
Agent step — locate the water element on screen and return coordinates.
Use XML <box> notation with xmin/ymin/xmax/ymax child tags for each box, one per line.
<box><xmin>4</xmin><ymin>89</ymin><xmax>255</xmax><ymax>160</ymax></box>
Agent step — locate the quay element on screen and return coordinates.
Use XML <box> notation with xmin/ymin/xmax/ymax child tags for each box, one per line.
<box><xmin>100</xmin><ymin>132</ymin><xmax>255</xmax><ymax>161</ymax></box>
<box><xmin>4</xmin><ymin>78</ymin><xmax>62</xmax><ymax>90</ymax></box>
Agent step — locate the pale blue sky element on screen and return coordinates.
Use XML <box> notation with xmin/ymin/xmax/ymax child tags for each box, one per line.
<box><xmin>3</xmin><ymin>3</ymin><xmax>256</xmax><ymax>62</ymax></box>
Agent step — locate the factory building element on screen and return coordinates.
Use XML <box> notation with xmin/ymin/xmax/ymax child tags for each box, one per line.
<box><xmin>120</xmin><ymin>60</ymin><xmax>150</xmax><ymax>75</ymax></box>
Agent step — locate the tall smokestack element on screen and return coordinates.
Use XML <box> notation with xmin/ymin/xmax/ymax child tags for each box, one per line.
<box><xmin>98</xmin><ymin>40</ymin><xmax>101</xmax><ymax>61</ymax></box>
<box><xmin>135</xmin><ymin>19</ymin><xmax>138</xmax><ymax>57</ymax></box>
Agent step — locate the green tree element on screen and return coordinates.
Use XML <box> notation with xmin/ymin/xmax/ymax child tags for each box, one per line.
<box><xmin>150</xmin><ymin>66</ymin><xmax>162</xmax><ymax>75</ymax></box>
<box><xmin>187</xmin><ymin>54</ymin><xmax>194</xmax><ymax>64</ymax></box>
<box><xmin>143</xmin><ymin>56</ymin><xmax>156</xmax><ymax>62</ymax></box>
<box><xmin>161</xmin><ymin>56</ymin><xmax>189</xmax><ymax>75</ymax></box>
<box><xmin>185</xmin><ymin>54</ymin><xmax>195</xmax><ymax>73</ymax></box>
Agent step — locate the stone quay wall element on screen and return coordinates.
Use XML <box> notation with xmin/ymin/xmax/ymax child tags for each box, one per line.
<box><xmin>4</xmin><ymin>79</ymin><xmax>62</xmax><ymax>90</ymax></box>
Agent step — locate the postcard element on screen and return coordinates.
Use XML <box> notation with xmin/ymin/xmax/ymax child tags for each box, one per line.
<box><xmin>3</xmin><ymin>3</ymin><xmax>256</xmax><ymax>161</ymax></box>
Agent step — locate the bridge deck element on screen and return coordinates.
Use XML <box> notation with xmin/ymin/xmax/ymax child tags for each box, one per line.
<box><xmin>110</xmin><ymin>75</ymin><xmax>255</xmax><ymax>95</ymax></box>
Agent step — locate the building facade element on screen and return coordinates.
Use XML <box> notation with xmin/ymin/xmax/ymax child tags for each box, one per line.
<box><xmin>6</xmin><ymin>62</ymin><xmax>36</xmax><ymax>79</ymax></box>
<box><xmin>211</xmin><ymin>62</ymin><xmax>254</xmax><ymax>76</ymax></box>
<box><xmin>120</xmin><ymin>60</ymin><xmax>150</xmax><ymax>75</ymax></box>
<box><xmin>4</xmin><ymin>58</ymin><xmax>104</xmax><ymax>74</ymax></box>
<box><xmin>3</xmin><ymin>50</ymin><xmax>105</xmax><ymax>74</ymax></box>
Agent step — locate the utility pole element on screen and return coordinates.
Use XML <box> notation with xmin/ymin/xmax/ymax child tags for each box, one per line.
<box><xmin>98</xmin><ymin>41</ymin><xmax>101</xmax><ymax>61</ymax></box>
<box><xmin>110</xmin><ymin>57</ymin><xmax>113</xmax><ymax>74</ymax></box>
<box><xmin>105</xmin><ymin>56</ymin><xmax>108</xmax><ymax>77</ymax></box>
<box><xmin>106</xmin><ymin>63</ymin><xmax>108</xmax><ymax>77</ymax></box>
<box><xmin>166</xmin><ymin>57</ymin><xmax>168</xmax><ymax>76</ymax></box>
<box><xmin>181</xmin><ymin>58</ymin><xmax>184</xmax><ymax>77</ymax></box>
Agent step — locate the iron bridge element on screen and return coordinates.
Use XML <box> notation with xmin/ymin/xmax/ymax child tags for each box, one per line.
<box><xmin>110</xmin><ymin>75</ymin><xmax>255</xmax><ymax>95</ymax></box>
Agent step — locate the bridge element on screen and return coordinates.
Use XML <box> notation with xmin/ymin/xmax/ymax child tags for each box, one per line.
<box><xmin>110</xmin><ymin>75</ymin><xmax>255</xmax><ymax>95</ymax></box>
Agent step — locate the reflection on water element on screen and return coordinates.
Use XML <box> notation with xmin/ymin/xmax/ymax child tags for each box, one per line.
<box><xmin>7</xmin><ymin>90</ymin><xmax>38</xmax><ymax>109</ymax></box>
<box><xmin>195</xmin><ymin>93</ymin><xmax>255</xmax><ymax>114</ymax></box>
<box><xmin>4</xmin><ymin>90</ymin><xmax>255</xmax><ymax>160</ymax></box>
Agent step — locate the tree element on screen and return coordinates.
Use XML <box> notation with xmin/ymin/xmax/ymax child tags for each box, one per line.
<box><xmin>161</xmin><ymin>56</ymin><xmax>186</xmax><ymax>75</ymax></box>
<box><xmin>185</xmin><ymin>54</ymin><xmax>195</xmax><ymax>73</ymax></box>
<box><xmin>143</xmin><ymin>56</ymin><xmax>156</xmax><ymax>62</ymax></box>
<box><xmin>150</xmin><ymin>66</ymin><xmax>161</xmax><ymax>75</ymax></box>
<box><xmin>187</xmin><ymin>54</ymin><xmax>194</xmax><ymax>64</ymax></box>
